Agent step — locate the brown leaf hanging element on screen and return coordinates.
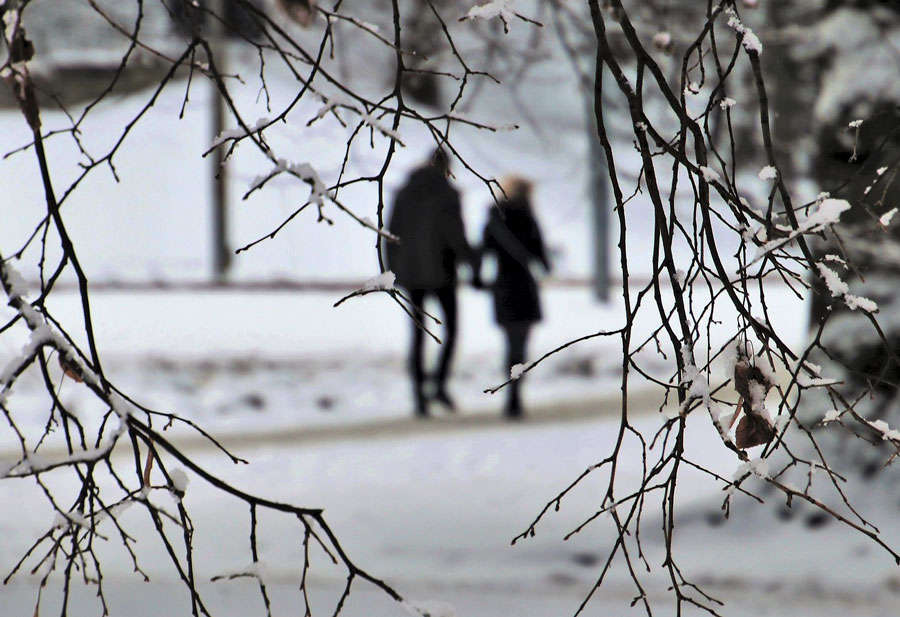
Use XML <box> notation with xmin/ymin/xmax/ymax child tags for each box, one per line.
<box><xmin>735</xmin><ymin>412</ymin><xmax>776</xmax><ymax>449</ymax></box>
<box><xmin>732</xmin><ymin>355</ymin><xmax>776</xmax><ymax>449</ymax></box>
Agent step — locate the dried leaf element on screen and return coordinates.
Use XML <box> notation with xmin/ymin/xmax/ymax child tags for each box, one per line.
<box><xmin>735</xmin><ymin>413</ymin><xmax>775</xmax><ymax>449</ymax></box>
<box><xmin>58</xmin><ymin>354</ymin><xmax>83</xmax><ymax>383</ymax></box>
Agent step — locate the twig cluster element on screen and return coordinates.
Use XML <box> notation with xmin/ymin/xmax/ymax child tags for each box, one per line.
<box><xmin>0</xmin><ymin>0</ymin><xmax>510</xmax><ymax>614</ymax></box>
<box><xmin>504</xmin><ymin>1</ymin><xmax>900</xmax><ymax>615</ymax></box>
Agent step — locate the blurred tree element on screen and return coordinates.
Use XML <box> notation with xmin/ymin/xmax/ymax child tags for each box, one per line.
<box><xmin>790</xmin><ymin>2</ymin><xmax>900</xmax><ymax>482</ymax></box>
<box><xmin>400</xmin><ymin>0</ymin><xmax>451</xmax><ymax>107</ymax></box>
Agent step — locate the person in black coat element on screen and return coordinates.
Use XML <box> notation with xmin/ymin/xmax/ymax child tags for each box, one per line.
<box><xmin>479</xmin><ymin>176</ymin><xmax>550</xmax><ymax>418</ymax></box>
<box><xmin>387</xmin><ymin>148</ymin><xmax>478</xmax><ymax>416</ymax></box>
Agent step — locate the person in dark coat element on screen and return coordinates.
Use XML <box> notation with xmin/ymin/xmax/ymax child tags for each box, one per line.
<box><xmin>479</xmin><ymin>176</ymin><xmax>551</xmax><ymax>418</ymax></box>
<box><xmin>387</xmin><ymin>148</ymin><xmax>478</xmax><ymax>417</ymax></box>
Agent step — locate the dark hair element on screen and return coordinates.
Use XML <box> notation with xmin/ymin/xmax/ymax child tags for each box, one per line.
<box><xmin>429</xmin><ymin>147</ymin><xmax>449</xmax><ymax>174</ymax></box>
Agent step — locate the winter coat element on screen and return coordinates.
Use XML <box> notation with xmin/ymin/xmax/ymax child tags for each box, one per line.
<box><xmin>386</xmin><ymin>166</ymin><xmax>473</xmax><ymax>290</ymax></box>
<box><xmin>481</xmin><ymin>197</ymin><xmax>550</xmax><ymax>325</ymax></box>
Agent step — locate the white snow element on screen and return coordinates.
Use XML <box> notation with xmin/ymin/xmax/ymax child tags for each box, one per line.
<box><xmin>844</xmin><ymin>294</ymin><xmax>878</xmax><ymax>313</ymax></box>
<box><xmin>806</xmin><ymin>198</ymin><xmax>853</xmax><ymax>230</ymax></box>
<box><xmin>361</xmin><ymin>270</ymin><xmax>396</xmax><ymax>291</ymax></box>
<box><xmin>734</xmin><ymin>457</ymin><xmax>770</xmax><ymax>483</ymax></box>
<box><xmin>798</xmin><ymin>374</ymin><xmax>841</xmax><ymax>389</ymax></box>
<box><xmin>725</xmin><ymin>7</ymin><xmax>763</xmax><ymax>54</ymax></box>
<box><xmin>466</xmin><ymin>0</ymin><xmax>516</xmax><ymax>22</ymax></box>
<box><xmin>749</xmin><ymin>198</ymin><xmax>852</xmax><ymax>266</ymax></box>
<box><xmin>249</xmin><ymin>159</ymin><xmax>326</xmax><ymax>206</ymax></box>
<box><xmin>816</xmin><ymin>264</ymin><xmax>878</xmax><ymax>313</ymax></box>
<box><xmin>212</xmin><ymin>117</ymin><xmax>273</xmax><ymax>149</ymax></box>
<box><xmin>212</xmin><ymin>560</ymin><xmax>268</xmax><ymax>582</ymax></box>
<box><xmin>510</xmin><ymin>362</ymin><xmax>527</xmax><ymax>380</ymax></box>
<box><xmin>817</xmin><ymin>263</ymin><xmax>850</xmax><ymax>297</ymax></box>
<box><xmin>169</xmin><ymin>468</ymin><xmax>189</xmax><ymax>494</ymax></box>
<box><xmin>823</xmin><ymin>409</ymin><xmax>841</xmax><ymax>423</ymax></box>
<box><xmin>402</xmin><ymin>599</ymin><xmax>458</xmax><ymax>617</ymax></box>
<box><xmin>758</xmin><ymin>165</ymin><xmax>778</xmax><ymax>180</ymax></box>
<box><xmin>699</xmin><ymin>165</ymin><xmax>720</xmax><ymax>182</ymax></box>
<box><xmin>869</xmin><ymin>419</ymin><xmax>900</xmax><ymax>442</ymax></box>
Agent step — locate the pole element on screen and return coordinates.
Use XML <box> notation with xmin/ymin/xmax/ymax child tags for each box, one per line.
<box><xmin>208</xmin><ymin>0</ymin><xmax>231</xmax><ymax>281</ymax></box>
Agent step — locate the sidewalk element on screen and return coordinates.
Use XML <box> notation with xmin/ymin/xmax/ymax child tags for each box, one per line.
<box><xmin>156</xmin><ymin>384</ymin><xmax>672</xmax><ymax>455</ymax></box>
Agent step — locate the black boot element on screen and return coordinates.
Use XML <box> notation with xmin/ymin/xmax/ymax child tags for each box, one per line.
<box><xmin>414</xmin><ymin>384</ymin><xmax>429</xmax><ymax>418</ymax></box>
<box><xmin>432</xmin><ymin>381</ymin><xmax>456</xmax><ymax>411</ymax></box>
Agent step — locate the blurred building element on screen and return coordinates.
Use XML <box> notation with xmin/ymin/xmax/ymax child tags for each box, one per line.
<box><xmin>0</xmin><ymin>1</ymin><xmax>262</xmax><ymax>108</ymax></box>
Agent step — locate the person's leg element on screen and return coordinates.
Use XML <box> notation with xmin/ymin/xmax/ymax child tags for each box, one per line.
<box><xmin>408</xmin><ymin>289</ymin><xmax>428</xmax><ymax>416</ymax></box>
<box><xmin>433</xmin><ymin>286</ymin><xmax>458</xmax><ymax>409</ymax></box>
<box><xmin>504</xmin><ymin>323</ymin><xmax>531</xmax><ymax>418</ymax></box>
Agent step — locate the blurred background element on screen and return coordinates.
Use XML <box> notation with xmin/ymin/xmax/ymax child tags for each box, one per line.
<box><xmin>2</xmin><ymin>1</ymin><xmax>900</xmax><ymax>616</ymax></box>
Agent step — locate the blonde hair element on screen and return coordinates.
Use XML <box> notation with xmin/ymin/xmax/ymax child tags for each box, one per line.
<box><xmin>498</xmin><ymin>175</ymin><xmax>532</xmax><ymax>201</ymax></box>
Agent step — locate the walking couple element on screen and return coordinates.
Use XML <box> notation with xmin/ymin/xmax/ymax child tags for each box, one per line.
<box><xmin>386</xmin><ymin>149</ymin><xmax>551</xmax><ymax>419</ymax></box>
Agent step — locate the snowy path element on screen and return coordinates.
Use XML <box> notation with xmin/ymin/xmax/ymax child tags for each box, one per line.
<box><xmin>130</xmin><ymin>386</ymin><xmax>671</xmax><ymax>454</ymax></box>
<box><xmin>5</xmin><ymin>409</ymin><xmax>900</xmax><ymax>617</ymax></box>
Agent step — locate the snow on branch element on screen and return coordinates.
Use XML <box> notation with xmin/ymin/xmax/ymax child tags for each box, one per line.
<box><xmin>402</xmin><ymin>599</ymin><xmax>458</xmax><ymax>617</ymax></box>
<box><xmin>5</xmin><ymin>430</ymin><xmax>125</xmax><ymax>477</ymax></box>
<box><xmin>465</xmin><ymin>0</ymin><xmax>517</xmax><ymax>22</ymax></box>
<box><xmin>679</xmin><ymin>347</ymin><xmax>731</xmax><ymax>443</ymax></box>
<box><xmin>211</xmin><ymin>560</ymin><xmax>269</xmax><ymax>583</ymax></box>
<box><xmin>725</xmin><ymin>7</ymin><xmax>762</xmax><ymax>54</ymax></box>
<box><xmin>758</xmin><ymin>165</ymin><xmax>777</xmax><ymax>180</ymax></box>
<box><xmin>0</xmin><ymin>260</ymin><xmax>101</xmax><ymax>394</ymax></box>
<box><xmin>459</xmin><ymin>0</ymin><xmax>540</xmax><ymax>30</ymax></box>
<box><xmin>362</xmin><ymin>271</ymin><xmax>396</xmax><ymax>292</ymax></box>
<box><xmin>510</xmin><ymin>363</ymin><xmax>529</xmax><ymax>380</ymax></box>
<box><xmin>212</xmin><ymin>117</ymin><xmax>273</xmax><ymax>148</ymax></box>
<box><xmin>312</xmin><ymin>94</ymin><xmax>405</xmax><ymax>145</ymax></box>
<box><xmin>447</xmin><ymin>112</ymin><xmax>517</xmax><ymax>132</ymax></box>
<box><xmin>816</xmin><ymin>263</ymin><xmax>878</xmax><ymax>314</ymax></box>
<box><xmin>816</xmin><ymin>263</ymin><xmax>849</xmax><ymax>297</ymax></box>
<box><xmin>726</xmin><ymin>458</ymin><xmax>770</xmax><ymax>498</ymax></box>
<box><xmin>248</xmin><ymin>158</ymin><xmax>327</xmax><ymax>205</ymax></box>
<box><xmin>734</xmin><ymin>457</ymin><xmax>770</xmax><ymax>482</ymax></box>
<box><xmin>332</xmin><ymin>271</ymin><xmax>396</xmax><ymax>308</ymax></box>
<box><xmin>746</xmin><ymin>198</ymin><xmax>852</xmax><ymax>267</ymax></box>
<box><xmin>699</xmin><ymin>165</ymin><xmax>721</xmax><ymax>183</ymax></box>
<box><xmin>869</xmin><ymin>420</ymin><xmax>900</xmax><ymax>442</ymax></box>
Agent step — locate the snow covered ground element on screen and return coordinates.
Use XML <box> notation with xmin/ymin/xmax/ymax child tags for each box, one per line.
<box><xmin>6</xmin><ymin>282</ymin><xmax>900</xmax><ymax>617</ymax></box>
